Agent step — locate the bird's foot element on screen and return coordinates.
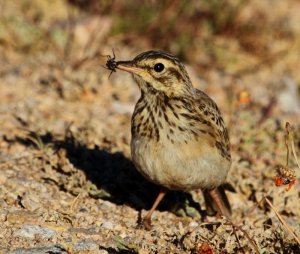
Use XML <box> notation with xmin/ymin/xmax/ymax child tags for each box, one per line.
<box><xmin>138</xmin><ymin>217</ymin><xmax>152</xmax><ymax>230</ymax></box>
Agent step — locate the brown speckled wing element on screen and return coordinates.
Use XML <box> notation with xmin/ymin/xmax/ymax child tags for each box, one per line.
<box><xmin>193</xmin><ymin>89</ymin><xmax>231</xmax><ymax>161</ymax></box>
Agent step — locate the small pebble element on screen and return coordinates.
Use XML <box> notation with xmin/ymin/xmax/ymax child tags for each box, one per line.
<box><xmin>189</xmin><ymin>221</ymin><xmax>199</xmax><ymax>228</ymax></box>
<box><xmin>13</xmin><ymin>224</ymin><xmax>56</xmax><ymax>239</ymax></box>
<box><xmin>101</xmin><ymin>221</ymin><xmax>114</xmax><ymax>230</ymax></box>
<box><xmin>8</xmin><ymin>244</ymin><xmax>67</xmax><ymax>254</ymax></box>
<box><xmin>73</xmin><ymin>240</ymin><xmax>98</xmax><ymax>252</ymax></box>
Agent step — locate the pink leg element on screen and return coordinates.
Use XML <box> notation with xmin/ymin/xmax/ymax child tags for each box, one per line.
<box><xmin>142</xmin><ymin>189</ymin><xmax>167</xmax><ymax>229</ymax></box>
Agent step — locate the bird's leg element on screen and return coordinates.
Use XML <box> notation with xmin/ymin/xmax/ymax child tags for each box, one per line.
<box><xmin>209</xmin><ymin>188</ymin><xmax>231</xmax><ymax>219</ymax></box>
<box><xmin>142</xmin><ymin>188</ymin><xmax>167</xmax><ymax>230</ymax></box>
<box><xmin>203</xmin><ymin>190</ymin><xmax>217</xmax><ymax>216</ymax></box>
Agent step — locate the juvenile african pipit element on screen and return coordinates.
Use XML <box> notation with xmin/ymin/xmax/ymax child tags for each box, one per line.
<box><xmin>107</xmin><ymin>50</ymin><xmax>232</xmax><ymax>229</ymax></box>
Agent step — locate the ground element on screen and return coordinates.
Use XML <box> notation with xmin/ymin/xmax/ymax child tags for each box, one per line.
<box><xmin>0</xmin><ymin>1</ymin><xmax>300</xmax><ymax>253</ymax></box>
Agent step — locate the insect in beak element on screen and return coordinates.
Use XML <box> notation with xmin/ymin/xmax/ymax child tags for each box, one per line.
<box><xmin>105</xmin><ymin>49</ymin><xmax>117</xmax><ymax>78</ymax></box>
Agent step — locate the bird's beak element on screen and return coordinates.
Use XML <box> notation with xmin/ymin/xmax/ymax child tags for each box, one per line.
<box><xmin>116</xmin><ymin>61</ymin><xmax>147</xmax><ymax>76</ymax></box>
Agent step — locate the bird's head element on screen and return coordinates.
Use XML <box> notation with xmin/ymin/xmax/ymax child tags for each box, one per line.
<box><xmin>116</xmin><ymin>50</ymin><xmax>193</xmax><ymax>97</ymax></box>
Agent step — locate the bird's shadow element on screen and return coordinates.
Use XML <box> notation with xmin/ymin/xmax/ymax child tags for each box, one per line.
<box><xmin>16</xmin><ymin>130</ymin><xmax>202</xmax><ymax>217</ymax></box>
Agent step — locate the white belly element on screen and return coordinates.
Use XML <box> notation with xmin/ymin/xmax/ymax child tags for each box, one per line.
<box><xmin>131</xmin><ymin>136</ymin><xmax>230</xmax><ymax>191</ymax></box>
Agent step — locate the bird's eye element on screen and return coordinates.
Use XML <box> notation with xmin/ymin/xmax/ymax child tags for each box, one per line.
<box><xmin>154</xmin><ymin>63</ymin><xmax>164</xmax><ymax>72</ymax></box>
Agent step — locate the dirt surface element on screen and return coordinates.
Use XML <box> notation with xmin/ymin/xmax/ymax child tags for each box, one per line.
<box><xmin>0</xmin><ymin>1</ymin><xmax>300</xmax><ymax>253</ymax></box>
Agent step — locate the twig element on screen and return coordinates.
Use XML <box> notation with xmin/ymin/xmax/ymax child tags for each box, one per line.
<box><xmin>291</xmin><ymin>138</ymin><xmax>300</xmax><ymax>170</ymax></box>
<box><xmin>264</xmin><ymin>196</ymin><xmax>300</xmax><ymax>245</ymax></box>
<box><xmin>285</xmin><ymin>122</ymin><xmax>290</xmax><ymax>167</ymax></box>
<box><xmin>286</xmin><ymin>122</ymin><xmax>300</xmax><ymax>170</ymax></box>
<box><xmin>185</xmin><ymin>218</ymin><xmax>260</xmax><ymax>253</ymax></box>
<box><xmin>226</xmin><ymin>220</ymin><xmax>260</xmax><ymax>254</ymax></box>
<box><xmin>236</xmin><ymin>196</ymin><xmax>266</xmax><ymax>225</ymax></box>
<box><xmin>231</xmin><ymin>225</ymin><xmax>242</xmax><ymax>249</ymax></box>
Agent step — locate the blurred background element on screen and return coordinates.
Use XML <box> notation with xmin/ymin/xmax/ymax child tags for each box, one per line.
<box><xmin>1</xmin><ymin>0</ymin><xmax>300</xmax><ymax>72</ymax></box>
<box><xmin>0</xmin><ymin>0</ymin><xmax>300</xmax><ymax>253</ymax></box>
<box><xmin>1</xmin><ymin>0</ymin><xmax>300</xmax><ymax>110</ymax></box>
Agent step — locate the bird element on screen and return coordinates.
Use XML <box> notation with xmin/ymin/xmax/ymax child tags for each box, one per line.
<box><xmin>106</xmin><ymin>50</ymin><xmax>232</xmax><ymax>229</ymax></box>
